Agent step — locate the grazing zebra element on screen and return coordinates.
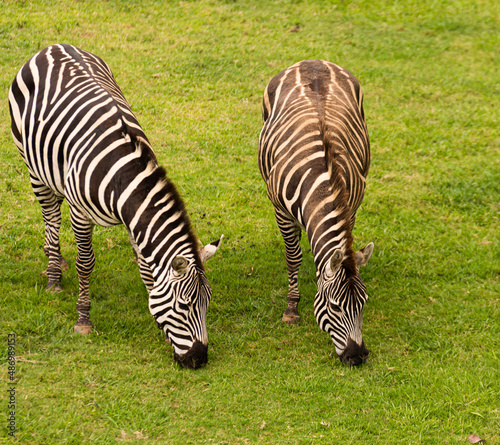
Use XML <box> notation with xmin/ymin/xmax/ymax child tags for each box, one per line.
<box><xmin>9</xmin><ymin>44</ymin><xmax>222</xmax><ymax>369</ymax></box>
<box><xmin>259</xmin><ymin>60</ymin><xmax>374</xmax><ymax>365</ymax></box>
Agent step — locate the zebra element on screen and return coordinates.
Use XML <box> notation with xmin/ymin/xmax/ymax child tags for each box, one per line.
<box><xmin>258</xmin><ymin>60</ymin><xmax>374</xmax><ymax>365</ymax></box>
<box><xmin>9</xmin><ymin>44</ymin><xmax>222</xmax><ymax>369</ymax></box>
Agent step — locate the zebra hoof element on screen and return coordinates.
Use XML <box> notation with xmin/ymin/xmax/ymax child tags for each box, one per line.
<box><xmin>74</xmin><ymin>324</ymin><xmax>93</xmax><ymax>335</ymax></box>
<box><xmin>46</xmin><ymin>281</ymin><xmax>62</xmax><ymax>293</ymax></box>
<box><xmin>282</xmin><ymin>313</ymin><xmax>301</xmax><ymax>324</ymax></box>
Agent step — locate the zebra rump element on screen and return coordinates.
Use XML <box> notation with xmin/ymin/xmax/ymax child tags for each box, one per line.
<box><xmin>9</xmin><ymin>44</ymin><xmax>222</xmax><ymax>369</ymax></box>
<box><xmin>259</xmin><ymin>60</ymin><xmax>374</xmax><ymax>365</ymax></box>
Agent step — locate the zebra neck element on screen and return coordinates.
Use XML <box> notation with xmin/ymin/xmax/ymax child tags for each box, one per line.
<box><xmin>122</xmin><ymin>177</ymin><xmax>200</xmax><ymax>281</ymax></box>
<box><xmin>303</xmin><ymin>191</ymin><xmax>356</xmax><ymax>278</ymax></box>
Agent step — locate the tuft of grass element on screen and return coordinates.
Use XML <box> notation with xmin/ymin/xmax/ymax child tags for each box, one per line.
<box><xmin>1</xmin><ymin>0</ymin><xmax>499</xmax><ymax>443</ymax></box>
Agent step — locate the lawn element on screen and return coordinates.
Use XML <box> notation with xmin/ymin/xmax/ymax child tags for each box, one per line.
<box><xmin>0</xmin><ymin>0</ymin><xmax>498</xmax><ymax>443</ymax></box>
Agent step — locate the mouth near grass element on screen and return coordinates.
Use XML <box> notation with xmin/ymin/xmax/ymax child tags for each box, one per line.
<box><xmin>173</xmin><ymin>341</ymin><xmax>208</xmax><ymax>369</ymax></box>
<box><xmin>338</xmin><ymin>338</ymin><xmax>370</xmax><ymax>366</ymax></box>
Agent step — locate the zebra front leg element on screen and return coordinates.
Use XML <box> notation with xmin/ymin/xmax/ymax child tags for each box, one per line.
<box><xmin>40</xmin><ymin>196</ymin><xmax>70</xmax><ymax>279</ymax></box>
<box><xmin>276</xmin><ymin>210</ymin><xmax>303</xmax><ymax>324</ymax></box>
<box><xmin>32</xmin><ymin>180</ymin><xmax>65</xmax><ymax>292</ymax></box>
<box><xmin>70</xmin><ymin>207</ymin><xmax>95</xmax><ymax>334</ymax></box>
<box><xmin>40</xmin><ymin>251</ymin><xmax>69</xmax><ymax>277</ymax></box>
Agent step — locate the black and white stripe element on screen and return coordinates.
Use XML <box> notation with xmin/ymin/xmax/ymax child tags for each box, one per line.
<box><xmin>259</xmin><ymin>60</ymin><xmax>373</xmax><ymax>365</ymax></box>
<box><xmin>9</xmin><ymin>44</ymin><xmax>222</xmax><ymax>369</ymax></box>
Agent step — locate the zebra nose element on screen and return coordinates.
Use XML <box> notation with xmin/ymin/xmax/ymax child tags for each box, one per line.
<box><xmin>339</xmin><ymin>337</ymin><xmax>369</xmax><ymax>366</ymax></box>
<box><xmin>173</xmin><ymin>340</ymin><xmax>208</xmax><ymax>369</ymax></box>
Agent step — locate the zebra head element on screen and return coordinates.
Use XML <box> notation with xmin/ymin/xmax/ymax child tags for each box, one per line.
<box><xmin>315</xmin><ymin>243</ymin><xmax>374</xmax><ymax>366</ymax></box>
<box><xmin>149</xmin><ymin>236</ymin><xmax>223</xmax><ymax>369</ymax></box>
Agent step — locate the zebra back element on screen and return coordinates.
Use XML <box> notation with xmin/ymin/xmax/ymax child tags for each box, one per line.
<box><xmin>9</xmin><ymin>44</ymin><xmax>201</xmax><ymax>265</ymax></box>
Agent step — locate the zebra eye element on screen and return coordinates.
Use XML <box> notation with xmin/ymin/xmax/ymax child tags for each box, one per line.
<box><xmin>178</xmin><ymin>301</ymin><xmax>190</xmax><ymax>311</ymax></box>
<box><xmin>330</xmin><ymin>302</ymin><xmax>342</xmax><ymax>313</ymax></box>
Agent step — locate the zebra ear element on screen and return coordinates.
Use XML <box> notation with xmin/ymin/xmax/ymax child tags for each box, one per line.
<box><xmin>355</xmin><ymin>242</ymin><xmax>374</xmax><ymax>267</ymax></box>
<box><xmin>172</xmin><ymin>256</ymin><xmax>189</xmax><ymax>275</ymax></box>
<box><xmin>199</xmin><ymin>235</ymin><xmax>224</xmax><ymax>264</ymax></box>
<box><xmin>325</xmin><ymin>249</ymin><xmax>344</xmax><ymax>278</ymax></box>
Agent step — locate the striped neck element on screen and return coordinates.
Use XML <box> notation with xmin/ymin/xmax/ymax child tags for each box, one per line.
<box><xmin>298</xmin><ymin>156</ymin><xmax>357</xmax><ymax>278</ymax></box>
<box><xmin>304</xmin><ymin>195</ymin><xmax>357</xmax><ymax>278</ymax></box>
<box><xmin>120</xmin><ymin>165</ymin><xmax>201</xmax><ymax>280</ymax></box>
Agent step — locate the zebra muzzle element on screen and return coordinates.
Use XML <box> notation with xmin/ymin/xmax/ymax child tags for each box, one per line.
<box><xmin>173</xmin><ymin>340</ymin><xmax>208</xmax><ymax>369</ymax></box>
<box><xmin>339</xmin><ymin>337</ymin><xmax>369</xmax><ymax>366</ymax></box>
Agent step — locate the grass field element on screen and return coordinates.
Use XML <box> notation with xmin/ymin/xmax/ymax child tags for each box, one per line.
<box><xmin>1</xmin><ymin>0</ymin><xmax>499</xmax><ymax>443</ymax></box>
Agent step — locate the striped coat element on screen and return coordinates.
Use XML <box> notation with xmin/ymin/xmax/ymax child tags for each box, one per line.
<box><xmin>259</xmin><ymin>60</ymin><xmax>373</xmax><ymax>365</ymax></box>
<box><xmin>9</xmin><ymin>44</ymin><xmax>222</xmax><ymax>368</ymax></box>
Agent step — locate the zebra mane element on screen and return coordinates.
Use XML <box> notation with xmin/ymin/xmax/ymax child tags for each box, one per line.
<box><xmin>320</xmin><ymin>122</ymin><xmax>358</xmax><ymax>278</ymax></box>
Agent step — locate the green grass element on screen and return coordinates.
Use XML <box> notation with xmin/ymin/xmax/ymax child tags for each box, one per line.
<box><xmin>1</xmin><ymin>0</ymin><xmax>499</xmax><ymax>443</ymax></box>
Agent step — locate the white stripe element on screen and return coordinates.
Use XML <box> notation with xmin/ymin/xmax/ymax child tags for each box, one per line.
<box><xmin>127</xmin><ymin>180</ymin><xmax>168</xmax><ymax>233</ymax></box>
<box><xmin>301</xmin><ymin>172</ymin><xmax>330</xmax><ymax>209</ymax></box>
<box><xmin>116</xmin><ymin>161</ymin><xmax>157</xmax><ymax>221</ymax></box>
<box><xmin>96</xmin><ymin>139</ymin><xmax>145</xmax><ymax>216</ymax></box>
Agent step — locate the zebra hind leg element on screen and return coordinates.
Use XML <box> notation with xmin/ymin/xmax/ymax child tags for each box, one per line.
<box><xmin>276</xmin><ymin>210</ymin><xmax>302</xmax><ymax>324</ymax></box>
<box><xmin>70</xmin><ymin>207</ymin><xmax>96</xmax><ymax>335</ymax></box>
<box><xmin>33</xmin><ymin>180</ymin><xmax>66</xmax><ymax>292</ymax></box>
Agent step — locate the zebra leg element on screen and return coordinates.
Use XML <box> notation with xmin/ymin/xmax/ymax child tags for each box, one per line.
<box><xmin>275</xmin><ymin>209</ymin><xmax>302</xmax><ymax>324</ymax></box>
<box><xmin>70</xmin><ymin>207</ymin><xmax>95</xmax><ymax>335</ymax></box>
<box><xmin>40</xmin><ymin>197</ymin><xmax>70</xmax><ymax>277</ymax></box>
<box><xmin>31</xmin><ymin>178</ymin><xmax>66</xmax><ymax>292</ymax></box>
